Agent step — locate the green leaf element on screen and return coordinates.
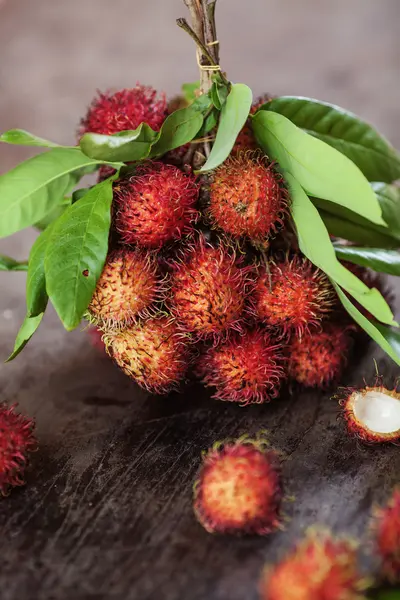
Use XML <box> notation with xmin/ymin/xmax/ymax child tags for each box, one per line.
<box><xmin>0</xmin><ymin>255</ymin><xmax>28</xmax><ymax>271</ymax></box>
<box><xmin>26</xmin><ymin>224</ymin><xmax>56</xmax><ymax>316</ymax></box>
<box><xmin>80</xmin><ymin>123</ymin><xmax>158</xmax><ymax>162</ymax></box>
<box><xmin>260</xmin><ymin>96</ymin><xmax>400</xmax><ymax>183</ymax></box>
<box><xmin>312</xmin><ymin>197</ymin><xmax>400</xmax><ymax>245</ymax></box>
<box><xmin>182</xmin><ymin>81</ymin><xmax>200</xmax><ymax>104</ymax></box>
<box><xmin>252</xmin><ymin>110</ymin><xmax>386</xmax><ymax>227</ymax></box>
<box><xmin>374</xmin><ymin>592</ymin><xmax>400</xmax><ymax>600</ymax></box>
<box><xmin>6</xmin><ymin>313</ymin><xmax>44</xmax><ymax>362</ymax></box>
<box><xmin>150</xmin><ymin>99</ymin><xmax>209</xmax><ymax>157</ymax></box>
<box><xmin>0</xmin><ymin>148</ymin><xmax>120</xmax><ymax>239</ymax></box>
<box><xmin>210</xmin><ymin>79</ymin><xmax>229</xmax><ymax>110</ymax></box>
<box><xmin>286</xmin><ymin>172</ymin><xmax>396</xmax><ymax>326</ymax></box>
<box><xmin>334</xmin><ymin>245</ymin><xmax>400</xmax><ymax>276</ymax></box>
<box><xmin>34</xmin><ymin>197</ymin><xmax>72</xmax><ymax>231</ymax></box>
<box><xmin>196</xmin><ymin>107</ymin><xmax>219</xmax><ymax>137</ymax></box>
<box><xmin>333</xmin><ymin>284</ymin><xmax>400</xmax><ymax>366</ymax></box>
<box><xmin>45</xmin><ymin>177</ymin><xmax>115</xmax><ymax>330</ymax></box>
<box><xmin>0</xmin><ymin>129</ymin><xmax>61</xmax><ymax>147</ymax></box>
<box><xmin>319</xmin><ymin>209</ymin><xmax>398</xmax><ymax>248</ymax></box>
<box><xmin>372</xmin><ymin>182</ymin><xmax>400</xmax><ymax>237</ymax></box>
<box><xmin>199</xmin><ymin>83</ymin><xmax>253</xmax><ymax>173</ymax></box>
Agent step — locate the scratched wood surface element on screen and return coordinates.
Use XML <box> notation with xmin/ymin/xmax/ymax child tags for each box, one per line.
<box><xmin>1</xmin><ymin>0</ymin><xmax>400</xmax><ymax>598</ymax></box>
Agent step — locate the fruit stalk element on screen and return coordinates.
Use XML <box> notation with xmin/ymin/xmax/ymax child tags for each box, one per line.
<box><xmin>179</xmin><ymin>0</ymin><xmax>220</xmax><ymax>94</ymax></box>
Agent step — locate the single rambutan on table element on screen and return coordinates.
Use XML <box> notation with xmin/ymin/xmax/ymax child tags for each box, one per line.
<box><xmin>0</xmin><ymin>0</ymin><xmax>400</xmax><ymax>599</ymax></box>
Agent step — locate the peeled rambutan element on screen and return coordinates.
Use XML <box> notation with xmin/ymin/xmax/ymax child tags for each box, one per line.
<box><xmin>193</xmin><ymin>434</ymin><xmax>282</xmax><ymax>535</ymax></box>
<box><xmin>114</xmin><ymin>161</ymin><xmax>199</xmax><ymax>248</ymax></box>
<box><xmin>339</xmin><ymin>379</ymin><xmax>400</xmax><ymax>444</ymax></box>
<box><xmin>79</xmin><ymin>84</ymin><xmax>167</xmax><ymax>137</ymax></box>
<box><xmin>0</xmin><ymin>404</ymin><xmax>37</xmax><ymax>495</ymax></box>
<box><xmin>254</xmin><ymin>255</ymin><xmax>335</xmax><ymax>338</ymax></box>
<box><xmin>260</xmin><ymin>529</ymin><xmax>368</xmax><ymax>600</ymax></box>
<box><xmin>104</xmin><ymin>316</ymin><xmax>190</xmax><ymax>394</ymax></box>
<box><xmin>373</xmin><ymin>489</ymin><xmax>400</xmax><ymax>582</ymax></box>
<box><xmin>168</xmin><ymin>236</ymin><xmax>252</xmax><ymax>340</ymax></box>
<box><xmin>288</xmin><ymin>323</ymin><xmax>354</xmax><ymax>388</ymax></box>
<box><xmin>87</xmin><ymin>248</ymin><xmax>160</xmax><ymax>327</ymax></box>
<box><xmin>199</xmin><ymin>327</ymin><xmax>286</xmax><ymax>404</ymax></box>
<box><xmin>208</xmin><ymin>151</ymin><xmax>288</xmax><ymax>243</ymax></box>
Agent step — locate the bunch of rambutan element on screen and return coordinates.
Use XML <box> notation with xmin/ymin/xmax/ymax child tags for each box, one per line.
<box><xmin>80</xmin><ymin>83</ymin><xmax>362</xmax><ymax>400</ymax></box>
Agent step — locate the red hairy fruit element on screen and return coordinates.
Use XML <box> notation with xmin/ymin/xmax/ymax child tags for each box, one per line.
<box><xmin>0</xmin><ymin>404</ymin><xmax>37</xmax><ymax>495</ymax></box>
<box><xmin>339</xmin><ymin>380</ymin><xmax>400</xmax><ymax>444</ymax></box>
<box><xmin>193</xmin><ymin>435</ymin><xmax>282</xmax><ymax>535</ymax></box>
<box><xmin>288</xmin><ymin>323</ymin><xmax>353</xmax><ymax>388</ymax></box>
<box><xmin>114</xmin><ymin>162</ymin><xmax>199</xmax><ymax>248</ymax></box>
<box><xmin>254</xmin><ymin>255</ymin><xmax>335</xmax><ymax>338</ymax></box>
<box><xmin>104</xmin><ymin>316</ymin><xmax>190</xmax><ymax>394</ymax></box>
<box><xmin>374</xmin><ymin>489</ymin><xmax>400</xmax><ymax>582</ymax></box>
<box><xmin>199</xmin><ymin>327</ymin><xmax>286</xmax><ymax>404</ymax></box>
<box><xmin>209</xmin><ymin>151</ymin><xmax>288</xmax><ymax>242</ymax></box>
<box><xmin>169</xmin><ymin>236</ymin><xmax>252</xmax><ymax>340</ymax></box>
<box><xmin>260</xmin><ymin>529</ymin><xmax>368</xmax><ymax>600</ymax></box>
<box><xmin>79</xmin><ymin>84</ymin><xmax>167</xmax><ymax>136</ymax></box>
<box><xmin>233</xmin><ymin>93</ymin><xmax>273</xmax><ymax>154</ymax></box>
<box><xmin>87</xmin><ymin>248</ymin><xmax>159</xmax><ymax>327</ymax></box>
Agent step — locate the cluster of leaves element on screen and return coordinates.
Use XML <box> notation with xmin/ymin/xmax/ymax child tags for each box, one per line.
<box><xmin>1</xmin><ymin>75</ymin><xmax>400</xmax><ymax>364</ymax></box>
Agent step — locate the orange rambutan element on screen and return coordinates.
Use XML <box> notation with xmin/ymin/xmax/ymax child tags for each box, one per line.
<box><xmin>79</xmin><ymin>84</ymin><xmax>167</xmax><ymax>137</ymax></box>
<box><xmin>199</xmin><ymin>327</ymin><xmax>286</xmax><ymax>404</ymax></box>
<box><xmin>260</xmin><ymin>529</ymin><xmax>368</xmax><ymax>600</ymax></box>
<box><xmin>338</xmin><ymin>378</ymin><xmax>400</xmax><ymax>444</ymax></box>
<box><xmin>114</xmin><ymin>161</ymin><xmax>199</xmax><ymax>248</ymax></box>
<box><xmin>87</xmin><ymin>248</ymin><xmax>160</xmax><ymax>327</ymax></box>
<box><xmin>208</xmin><ymin>151</ymin><xmax>288</xmax><ymax>243</ymax></box>
<box><xmin>288</xmin><ymin>323</ymin><xmax>354</xmax><ymax>388</ymax></box>
<box><xmin>254</xmin><ymin>255</ymin><xmax>335</xmax><ymax>338</ymax></box>
<box><xmin>168</xmin><ymin>235</ymin><xmax>253</xmax><ymax>341</ymax></box>
<box><xmin>193</xmin><ymin>434</ymin><xmax>282</xmax><ymax>535</ymax></box>
<box><xmin>0</xmin><ymin>404</ymin><xmax>37</xmax><ymax>495</ymax></box>
<box><xmin>373</xmin><ymin>488</ymin><xmax>400</xmax><ymax>582</ymax></box>
<box><xmin>104</xmin><ymin>315</ymin><xmax>190</xmax><ymax>394</ymax></box>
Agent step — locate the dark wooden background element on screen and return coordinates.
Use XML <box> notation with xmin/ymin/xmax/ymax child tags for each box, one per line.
<box><xmin>0</xmin><ymin>0</ymin><xmax>399</xmax><ymax>598</ymax></box>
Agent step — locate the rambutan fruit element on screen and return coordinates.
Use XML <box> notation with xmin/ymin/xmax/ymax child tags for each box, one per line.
<box><xmin>208</xmin><ymin>151</ymin><xmax>288</xmax><ymax>243</ymax></box>
<box><xmin>104</xmin><ymin>315</ymin><xmax>190</xmax><ymax>394</ymax></box>
<box><xmin>0</xmin><ymin>404</ymin><xmax>37</xmax><ymax>495</ymax></box>
<box><xmin>232</xmin><ymin>94</ymin><xmax>273</xmax><ymax>154</ymax></box>
<box><xmin>87</xmin><ymin>248</ymin><xmax>160</xmax><ymax>327</ymax></box>
<box><xmin>79</xmin><ymin>84</ymin><xmax>167</xmax><ymax>137</ymax></box>
<box><xmin>254</xmin><ymin>255</ymin><xmax>335</xmax><ymax>338</ymax></box>
<box><xmin>193</xmin><ymin>434</ymin><xmax>282</xmax><ymax>535</ymax></box>
<box><xmin>199</xmin><ymin>327</ymin><xmax>286</xmax><ymax>404</ymax></box>
<box><xmin>260</xmin><ymin>529</ymin><xmax>368</xmax><ymax>600</ymax></box>
<box><xmin>288</xmin><ymin>323</ymin><xmax>354</xmax><ymax>388</ymax></box>
<box><xmin>168</xmin><ymin>236</ymin><xmax>252</xmax><ymax>340</ymax></box>
<box><xmin>114</xmin><ymin>162</ymin><xmax>199</xmax><ymax>248</ymax></box>
<box><xmin>338</xmin><ymin>379</ymin><xmax>400</xmax><ymax>444</ymax></box>
<box><xmin>373</xmin><ymin>488</ymin><xmax>400</xmax><ymax>582</ymax></box>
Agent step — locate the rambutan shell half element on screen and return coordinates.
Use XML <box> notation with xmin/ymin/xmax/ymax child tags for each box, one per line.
<box><xmin>193</xmin><ymin>435</ymin><xmax>282</xmax><ymax>535</ymax></box>
<box><xmin>340</xmin><ymin>384</ymin><xmax>400</xmax><ymax>444</ymax></box>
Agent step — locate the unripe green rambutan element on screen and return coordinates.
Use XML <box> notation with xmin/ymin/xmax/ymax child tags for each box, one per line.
<box><xmin>288</xmin><ymin>323</ymin><xmax>354</xmax><ymax>388</ymax></box>
<box><xmin>208</xmin><ymin>151</ymin><xmax>288</xmax><ymax>243</ymax></box>
<box><xmin>193</xmin><ymin>434</ymin><xmax>282</xmax><ymax>535</ymax></box>
<box><xmin>254</xmin><ymin>255</ymin><xmax>335</xmax><ymax>338</ymax></box>
<box><xmin>168</xmin><ymin>235</ymin><xmax>253</xmax><ymax>340</ymax></box>
<box><xmin>0</xmin><ymin>404</ymin><xmax>37</xmax><ymax>496</ymax></box>
<box><xmin>114</xmin><ymin>162</ymin><xmax>200</xmax><ymax>249</ymax></box>
<box><xmin>87</xmin><ymin>248</ymin><xmax>160</xmax><ymax>327</ymax></box>
<box><xmin>260</xmin><ymin>529</ymin><xmax>368</xmax><ymax>600</ymax></box>
<box><xmin>199</xmin><ymin>327</ymin><xmax>286</xmax><ymax>404</ymax></box>
<box><xmin>104</xmin><ymin>316</ymin><xmax>190</xmax><ymax>394</ymax></box>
